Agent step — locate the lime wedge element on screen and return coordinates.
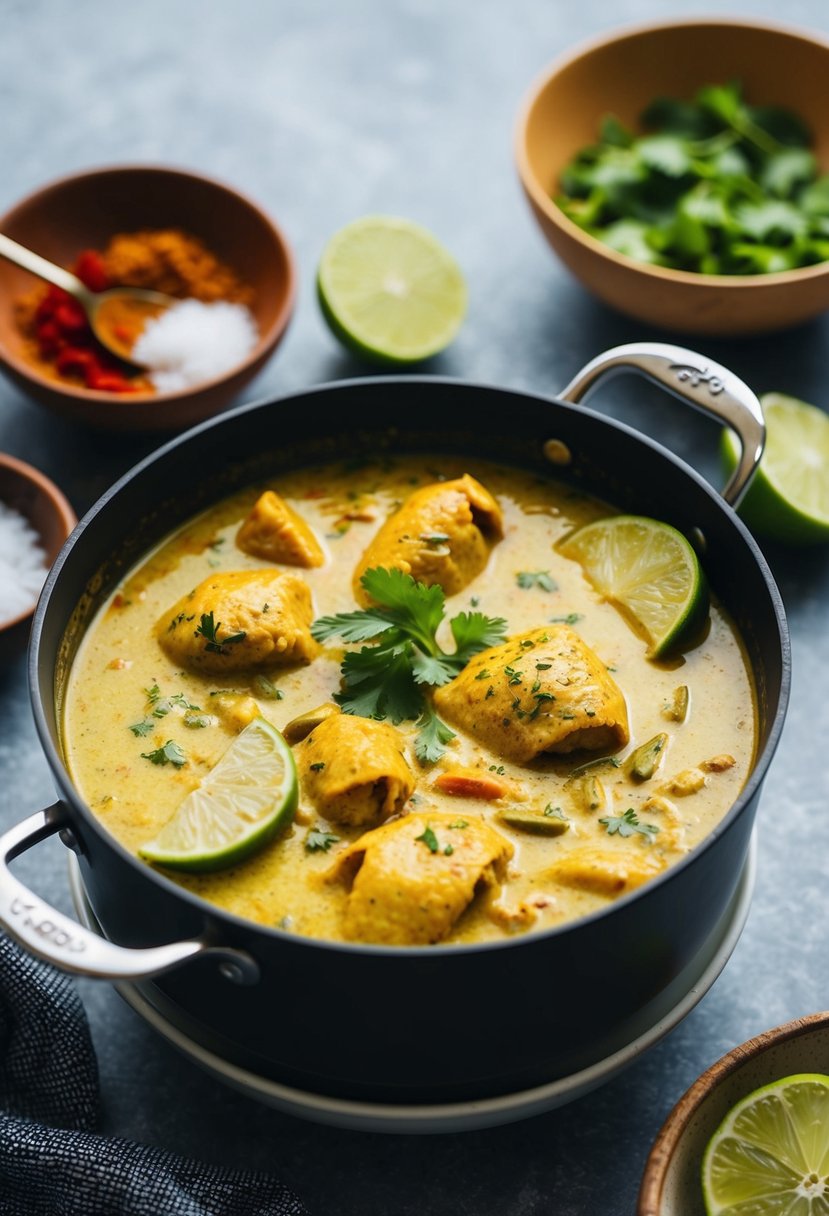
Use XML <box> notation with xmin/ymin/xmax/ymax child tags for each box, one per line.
<box><xmin>317</xmin><ymin>215</ymin><xmax>467</xmax><ymax>364</ymax></box>
<box><xmin>722</xmin><ymin>392</ymin><xmax>829</xmax><ymax>545</ymax></box>
<box><xmin>558</xmin><ymin>515</ymin><xmax>708</xmax><ymax>659</ymax></box>
<box><xmin>139</xmin><ymin>717</ymin><xmax>298</xmax><ymax>872</ymax></box>
<box><xmin>702</xmin><ymin>1073</ymin><xmax>829</xmax><ymax>1215</ymax></box>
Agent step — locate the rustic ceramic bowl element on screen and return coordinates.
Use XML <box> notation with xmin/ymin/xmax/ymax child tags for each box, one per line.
<box><xmin>637</xmin><ymin>1011</ymin><xmax>829</xmax><ymax>1215</ymax></box>
<box><xmin>0</xmin><ymin>452</ymin><xmax>76</xmax><ymax>656</ymax></box>
<box><xmin>516</xmin><ymin>19</ymin><xmax>829</xmax><ymax>335</ymax></box>
<box><xmin>0</xmin><ymin>166</ymin><xmax>296</xmax><ymax>431</ymax></box>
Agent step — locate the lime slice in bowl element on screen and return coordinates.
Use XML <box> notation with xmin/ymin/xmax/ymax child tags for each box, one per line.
<box><xmin>557</xmin><ymin>515</ymin><xmax>708</xmax><ymax>659</ymax></box>
<box><xmin>140</xmin><ymin>717</ymin><xmax>298</xmax><ymax>872</ymax></box>
<box><xmin>702</xmin><ymin>1073</ymin><xmax>829</xmax><ymax>1214</ymax></box>
<box><xmin>317</xmin><ymin>215</ymin><xmax>467</xmax><ymax>365</ymax></box>
<box><xmin>722</xmin><ymin>392</ymin><xmax>829</xmax><ymax>545</ymax></box>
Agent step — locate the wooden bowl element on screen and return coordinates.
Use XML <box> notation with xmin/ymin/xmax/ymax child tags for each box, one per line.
<box><xmin>516</xmin><ymin>19</ymin><xmax>829</xmax><ymax>335</ymax></box>
<box><xmin>0</xmin><ymin>452</ymin><xmax>76</xmax><ymax>656</ymax></box>
<box><xmin>0</xmin><ymin>165</ymin><xmax>296</xmax><ymax>431</ymax></box>
<box><xmin>637</xmin><ymin>1011</ymin><xmax>829</xmax><ymax>1215</ymax></box>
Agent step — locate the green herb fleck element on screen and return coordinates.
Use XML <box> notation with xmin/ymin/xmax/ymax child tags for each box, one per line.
<box><xmin>599</xmin><ymin>807</ymin><xmax>660</xmax><ymax>842</ymax></box>
<box><xmin>516</xmin><ymin>571</ymin><xmax>558</xmax><ymax>592</ymax></box>
<box><xmin>416</xmin><ymin>825</ymin><xmax>440</xmax><ymax>854</ymax></box>
<box><xmin>310</xmin><ymin>761</ymin><xmax>326</xmax><ymax>772</ymax></box>
<box><xmin>141</xmin><ymin>740</ymin><xmax>187</xmax><ymax>768</ymax></box>
<box><xmin>253</xmin><ymin>674</ymin><xmax>284</xmax><ymax>700</ymax></box>
<box><xmin>305</xmin><ymin>827</ymin><xmax>340</xmax><ymax>853</ymax></box>
<box><xmin>194</xmin><ymin>611</ymin><xmax>247</xmax><ymax>656</ymax></box>
<box><xmin>128</xmin><ymin>720</ymin><xmax>154</xmax><ymax>738</ymax></box>
<box><xmin>550</xmin><ymin>613</ymin><xmax>583</xmax><ymax>626</ymax></box>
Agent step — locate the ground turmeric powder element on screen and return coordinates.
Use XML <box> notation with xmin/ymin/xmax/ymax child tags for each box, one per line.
<box><xmin>101</xmin><ymin>229</ymin><xmax>253</xmax><ymax>305</ymax></box>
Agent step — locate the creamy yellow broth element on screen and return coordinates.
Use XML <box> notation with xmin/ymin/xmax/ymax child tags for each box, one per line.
<box><xmin>63</xmin><ymin>457</ymin><xmax>756</xmax><ymax>944</ymax></box>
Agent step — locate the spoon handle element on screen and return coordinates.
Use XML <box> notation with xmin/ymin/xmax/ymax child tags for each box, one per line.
<box><xmin>0</xmin><ymin>232</ymin><xmax>88</xmax><ymax>299</ymax></box>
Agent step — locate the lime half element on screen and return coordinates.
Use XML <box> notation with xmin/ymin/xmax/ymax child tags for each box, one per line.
<box><xmin>558</xmin><ymin>515</ymin><xmax>708</xmax><ymax>659</ymax></box>
<box><xmin>702</xmin><ymin>1073</ymin><xmax>829</xmax><ymax>1215</ymax></box>
<box><xmin>722</xmin><ymin>392</ymin><xmax>829</xmax><ymax>545</ymax></box>
<box><xmin>140</xmin><ymin>717</ymin><xmax>298</xmax><ymax>872</ymax></box>
<box><xmin>317</xmin><ymin>215</ymin><xmax>467</xmax><ymax>364</ymax></box>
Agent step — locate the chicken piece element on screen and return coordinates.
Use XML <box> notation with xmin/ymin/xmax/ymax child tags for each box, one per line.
<box><xmin>157</xmin><ymin>570</ymin><xmax>317</xmax><ymax>675</ymax></box>
<box><xmin>210</xmin><ymin>693</ymin><xmax>260</xmax><ymax>731</ymax></box>
<box><xmin>297</xmin><ymin>714</ymin><xmax>414</xmax><ymax>828</ymax></box>
<box><xmin>326</xmin><ymin>812</ymin><xmax>513</xmax><ymax>944</ymax></box>
<box><xmin>353</xmin><ymin>474</ymin><xmax>502</xmax><ymax>604</ymax></box>
<box><xmin>701</xmin><ymin>754</ymin><xmax>736</xmax><ymax>773</ymax></box>
<box><xmin>236</xmin><ymin>491</ymin><xmax>324</xmax><ymax>568</ymax></box>
<box><xmin>547</xmin><ymin>847</ymin><xmax>664</xmax><ymax>897</ymax></box>
<box><xmin>662</xmin><ymin>768</ymin><xmax>707</xmax><ymax>797</ymax></box>
<box><xmin>433</xmin><ymin>625</ymin><xmax>629</xmax><ymax>765</ymax></box>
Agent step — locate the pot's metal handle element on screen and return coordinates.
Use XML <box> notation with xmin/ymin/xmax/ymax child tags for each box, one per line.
<box><xmin>559</xmin><ymin>342</ymin><xmax>765</xmax><ymax>508</ymax></box>
<box><xmin>0</xmin><ymin>806</ymin><xmax>260</xmax><ymax>985</ymax></box>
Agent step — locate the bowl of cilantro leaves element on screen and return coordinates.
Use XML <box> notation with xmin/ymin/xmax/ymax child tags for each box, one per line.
<box><xmin>516</xmin><ymin>18</ymin><xmax>829</xmax><ymax>334</ymax></box>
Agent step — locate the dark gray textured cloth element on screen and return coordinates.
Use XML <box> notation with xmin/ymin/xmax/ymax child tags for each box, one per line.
<box><xmin>0</xmin><ymin>934</ymin><xmax>308</xmax><ymax>1216</ymax></box>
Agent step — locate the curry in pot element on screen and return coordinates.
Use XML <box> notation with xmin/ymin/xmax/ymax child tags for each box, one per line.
<box><xmin>63</xmin><ymin>457</ymin><xmax>756</xmax><ymax>946</ymax></box>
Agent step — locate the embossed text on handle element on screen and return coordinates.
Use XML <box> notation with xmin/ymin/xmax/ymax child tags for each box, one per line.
<box><xmin>9</xmin><ymin>894</ymin><xmax>87</xmax><ymax>953</ymax></box>
<box><xmin>670</xmin><ymin>363</ymin><xmax>725</xmax><ymax>395</ymax></box>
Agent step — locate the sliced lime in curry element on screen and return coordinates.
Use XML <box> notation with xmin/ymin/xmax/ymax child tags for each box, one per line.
<box><xmin>702</xmin><ymin>1073</ymin><xmax>829</xmax><ymax>1215</ymax></box>
<box><xmin>139</xmin><ymin>717</ymin><xmax>298</xmax><ymax>873</ymax></box>
<box><xmin>558</xmin><ymin>515</ymin><xmax>708</xmax><ymax>659</ymax></box>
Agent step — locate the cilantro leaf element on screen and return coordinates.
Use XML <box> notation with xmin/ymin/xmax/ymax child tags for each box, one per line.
<box><xmin>599</xmin><ymin>807</ymin><xmax>659</xmax><ymax>842</ymax></box>
<box><xmin>314</xmin><ymin>568</ymin><xmax>507</xmax><ymax>752</ymax></box>
<box><xmin>414</xmin><ymin>709</ymin><xmax>456</xmax><ymax>765</ymax></box>
<box><xmin>305</xmin><ymin>827</ymin><xmax>340</xmax><ymax>853</ymax></box>
<box><xmin>311</xmin><ymin>610</ymin><xmax>397</xmax><ymax>644</ymax></box>
<box><xmin>516</xmin><ymin>571</ymin><xmax>558</xmax><ymax>592</ymax></box>
<box><xmin>449</xmin><ymin>611</ymin><xmax>508</xmax><ymax>664</ymax></box>
<box><xmin>140</xmin><ymin>740</ymin><xmax>187</xmax><ymax>768</ymax></box>
<box><xmin>557</xmin><ymin>81</ymin><xmax>829</xmax><ymax>276</ymax></box>
<box><xmin>128</xmin><ymin>719</ymin><xmax>154</xmax><ymax>737</ymax></box>
<box><xmin>415</xmin><ymin>825</ymin><xmax>439</xmax><ymax>853</ymax></box>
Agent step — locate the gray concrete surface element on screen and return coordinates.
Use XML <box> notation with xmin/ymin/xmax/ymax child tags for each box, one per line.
<box><xmin>1</xmin><ymin>2</ymin><xmax>828</xmax><ymax>1212</ymax></box>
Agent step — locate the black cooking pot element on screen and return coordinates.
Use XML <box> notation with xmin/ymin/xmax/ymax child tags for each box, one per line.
<box><xmin>0</xmin><ymin>343</ymin><xmax>789</xmax><ymax>1105</ymax></box>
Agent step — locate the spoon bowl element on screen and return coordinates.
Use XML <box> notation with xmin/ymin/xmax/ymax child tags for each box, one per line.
<box><xmin>0</xmin><ymin>231</ymin><xmax>175</xmax><ymax>367</ymax></box>
<box><xmin>0</xmin><ymin>164</ymin><xmax>296</xmax><ymax>431</ymax></box>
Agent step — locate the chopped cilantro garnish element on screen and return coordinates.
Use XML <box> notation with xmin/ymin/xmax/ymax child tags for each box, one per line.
<box><xmin>305</xmin><ymin>827</ymin><xmax>340</xmax><ymax>853</ymax></box>
<box><xmin>128</xmin><ymin>720</ymin><xmax>154</xmax><ymax>738</ymax></box>
<box><xmin>550</xmin><ymin>613</ymin><xmax>583</xmax><ymax>626</ymax></box>
<box><xmin>599</xmin><ymin>807</ymin><xmax>659</xmax><ymax>842</ymax></box>
<box><xmin>194</xmin><ymin>611</ymin><xmax>247</xmax><ymax>656</ymax></box>
<box><xmin>516</xmin><ymin>571</ymin><xmax>558</xmax><ymax>592</ymax></box>
<box><xmin>311</xmin><ymin>567</ymin><xmax>506</xmax><ymax>762</ymax></box>
<box><xmin>141</xmin><ymin>740</ymin><xmax>187</xmax><ymax>768</ymax></box>
<box><xmin>415</xmin><ymin>825</ymin><xmax>439</xmax><ymax>854</ymax></box>
<box><xmin>310</xmin><ymin>761</ymin><xmax>326</xmax><ymax>772</ymax></box>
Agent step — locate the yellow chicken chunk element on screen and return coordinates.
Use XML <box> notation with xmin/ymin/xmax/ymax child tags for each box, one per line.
<box><xmin>548</xmin><ymin>847</ymin><xmax>664</xmax><ymax>897</ymax></box>
<box><xmin>156</xmin><ymin>570</ymin><xmax>318</xmax><ymax>675</ymax></box>
<box><xmin>297</xmin><ymin>714</ymin><xmax>415</xmax><ymax>828</ymax></box>
<box><xmin>326</xmin><ymin>812</ymin><xmax>513</xmax><ymax>944</ymax></box>
<box><xmin>353</xmin><ymin>474</ymin><xmax>502</xmax><ymax>604</ymax></box>
<box><xmin>237</xmin><ymin>491</ymin><xmax>324</xmax><ymax>568</ymax></box>
<box><xmin>434</xmin><ymin>625</ymin><xmax>629</xmax><ymax>765</ymax></box>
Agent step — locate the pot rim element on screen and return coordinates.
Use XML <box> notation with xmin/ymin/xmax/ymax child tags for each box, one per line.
<box><xmin>28</xmin><ymin>374</ymin><xmax>792</xmax><ymax>959</ymax></box>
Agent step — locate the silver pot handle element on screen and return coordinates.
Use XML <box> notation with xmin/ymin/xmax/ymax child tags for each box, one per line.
<box><xmin>0</xmin><ymin>807</ymin><xmax>259</xmax><ymax>985</ymax></box>
<box><xmin>559</xmin><ymin>342</ymin><xmax>765</xmax><ymax>508</ymax></box>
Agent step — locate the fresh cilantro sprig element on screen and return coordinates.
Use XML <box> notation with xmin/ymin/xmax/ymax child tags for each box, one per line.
<box><xmin>599</xmin><ymin>807</ymin><xmax>659</xmax><ymax>842</ymax></box>
<box><xmin>557</xmin><ymin>81</ymin><xmax>829</xmax><ymax>275</ymax></box>
<box><xmin>194</xmin><ymin>611</ymin><xmax>246</xmax><ymax>656</ymax></box>
<box><xmin>311</xmin><ymin>567</ymin><xmax>507</xmax><ymax>764</ymax></box>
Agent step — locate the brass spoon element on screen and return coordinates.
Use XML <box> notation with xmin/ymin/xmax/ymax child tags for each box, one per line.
<box><xmin>0</xmin><ymin>232</ymin><xmax>175</xmax><ymax>366</ymax></box>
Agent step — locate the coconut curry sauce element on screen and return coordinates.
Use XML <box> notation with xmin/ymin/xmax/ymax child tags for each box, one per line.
<box><xmin>62</xmin><ymin>457</ymin><xmax>756</xmax><ymax>946</ymax></box>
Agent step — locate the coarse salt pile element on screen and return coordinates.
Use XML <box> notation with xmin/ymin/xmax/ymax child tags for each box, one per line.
<box><xmin>132</xmin><ymin>299</ymin><xmax>259</xmax><ymax>394</ymax></box>
<box><xmin>0</xmin><ymin>501</ymin><xmax>48</xmax><ymax>623</ymax></box>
